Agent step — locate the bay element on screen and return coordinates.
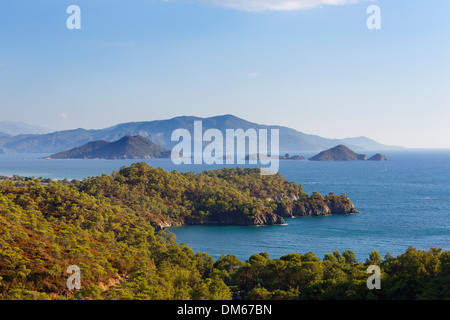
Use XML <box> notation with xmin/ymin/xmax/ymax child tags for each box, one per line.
<box><xmin>1</xmin><ymin>150</ymin><xmax>449</xmax><ymax>262</ymax></box>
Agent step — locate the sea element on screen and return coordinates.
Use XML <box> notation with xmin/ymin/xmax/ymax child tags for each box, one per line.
<box><xmin>1</xmin><ymin>150</ymin><xmax>449</xmax><ymax>262</ymax></box>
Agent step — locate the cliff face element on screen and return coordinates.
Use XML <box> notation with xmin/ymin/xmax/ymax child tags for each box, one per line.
<box><xmin>175</xmin><ymin>211</ymin><xmax>284</xmax><ymax>230</ymax></box>
<box><xmin>293</xmin><ymin>200</ymin><xmax>331</xmax><ymax>216</ymax></box>
<box><xmin>324</xmin><ymin>195</ymin><xmax>359</xmax><ymax>215</ymax></box>
<box><xmin>150</xmin><ymin>217</ymin><xmax>183</xmax><ymax>231</ymax></box>
<box><xmin>205</xmin><ymin>211</ymin><xmax>284</xmax><ymax>226</ymax></box>
<box><xmin>251</xmin><ymin>211</ymin><xmax>285</xmax><ymax>225</ymax></box>
<box><xmin>276</xmin><ymin>195</ymin><xmax>359</xmax><ymax>218</ymax></box>
<box><xmin>108</xmin><ymin>201</ymin><xmax>356</xmax><ymax>232</ymax></box>
<box><xmin>152</xmin><ymin>195</ymin><xmax>358</xmax><ymax>230</ymax></box>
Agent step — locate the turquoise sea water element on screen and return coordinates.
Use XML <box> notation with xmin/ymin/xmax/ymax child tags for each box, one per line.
<box><xmin>1</xmin><ymin>150</ymin><xmax>449</xmax><ymax>262</ymax></box>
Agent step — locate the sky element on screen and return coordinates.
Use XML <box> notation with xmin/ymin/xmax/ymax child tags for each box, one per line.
<box><xmin>0</xmin><ymin>0</ymin><xmax>449</xmax><ymax>148</ymax></box>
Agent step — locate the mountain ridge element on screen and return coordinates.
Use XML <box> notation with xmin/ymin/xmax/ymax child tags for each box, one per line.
<box><xmin>0</xmin><ymin>115</ymin><xmax>403</xmax><ymax>154</ymax></box>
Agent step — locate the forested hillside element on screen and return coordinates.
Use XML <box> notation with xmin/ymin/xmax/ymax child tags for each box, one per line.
<box><xmin>0</xmin><ymin>164</ymin><xmax>448</xmax><ymax>300</ymax></box>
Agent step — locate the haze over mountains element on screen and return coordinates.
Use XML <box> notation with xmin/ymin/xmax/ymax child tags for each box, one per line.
<box><xmin>0</xmin><ymin>121</ymin><xmax>52</xmax><ymax>136</ymax></box>
<box><xmin>0</xmin><ymin>115</ymin><xmax>402</xmax><ymax>154</ymax></box>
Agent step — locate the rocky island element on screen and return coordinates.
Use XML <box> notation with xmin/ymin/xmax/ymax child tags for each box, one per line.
<box><xmin>309</xmin><ymin>145</ymin><xmax>367</xmax><ymax>161</ymax></box>
<box><xmin>368</xmin><ymin>153</ymin><xmax>388</xmax><ymax>161</ymax></box>
<box><xmin>309</xmin><ymin>145</ymin><xmax>388</xmax><ymax>162</ymax></box>
<box><xmin>245</xmin><ymin>153</ymin><xmax>305</xmax><ymax>160</ymax></box>
<box><xmin>46</xmin><ymin>135</ymin><xmax>175</xmax><ymax>160</ymax></box>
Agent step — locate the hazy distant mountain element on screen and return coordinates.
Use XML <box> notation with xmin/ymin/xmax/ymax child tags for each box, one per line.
<box><xmin>0</xmin><ymin>132</ymin><xmax>15</xmax><ymax>154</ymax></box>
<box><xmin>0</xmin><ymin>121</ymin><xmax>52</xmax><ymax>135</ymax></box>
<box><xmin>48</xmin><ymin>135</ymin><xmax>173</xmax><ymax>160</ymax></box>
<box><xmin>340</xmin><ymin>136</ymin><xmax>401</xmax><ymax>151</ymax></box>
<box><xmin>309</xmin><ymin>145</ymin><xmax>367</xmax><ymax>161</ymax></box>
<box><xmin>0</xmin><ymin>115</ymin><xmax>403</xmax><ymax>154</ymax></box>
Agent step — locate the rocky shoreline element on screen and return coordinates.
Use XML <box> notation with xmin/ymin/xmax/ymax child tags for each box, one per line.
<box><xmin>153</xmin><ymin>194</ymin><xmax>359</xmax><ymax>231</ymax></box>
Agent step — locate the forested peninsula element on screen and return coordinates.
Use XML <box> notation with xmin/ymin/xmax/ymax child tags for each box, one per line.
<box><xmin>26</xmin><ymin>163</ymin><xmax>354</xmax><ymax>230</ymax></box>
<box><xmin>0</xmin><ymin>163</ymin><xmax>448</xmax><ymax>300</ymax></box>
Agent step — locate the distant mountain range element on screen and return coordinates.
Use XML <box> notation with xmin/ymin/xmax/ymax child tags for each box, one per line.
<box><xmin>0</xmin><ymin>115</ymin><xmax>403</xmax><ymax>154</ymax></box>
<box><xmin>47</xmin><ymin>135</ymin><xmax>174</xmax><ymax>160</ymax></box>
<box><xmin>0</xmin><ymin>121</ymin><xmax>52</xmax><ymax>136</ymax></box>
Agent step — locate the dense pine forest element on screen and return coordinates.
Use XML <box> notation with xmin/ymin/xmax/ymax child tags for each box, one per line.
<box><xmin>0</xmin><ymin>163</ymin><xmax>448</xmax><ymax>300</ymax></box>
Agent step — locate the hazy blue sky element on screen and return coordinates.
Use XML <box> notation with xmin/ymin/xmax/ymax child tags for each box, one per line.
<box><xmin>0</xmin><ymin>0</ymin><xmax>449</xmax><ymax>148</ymax></box>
